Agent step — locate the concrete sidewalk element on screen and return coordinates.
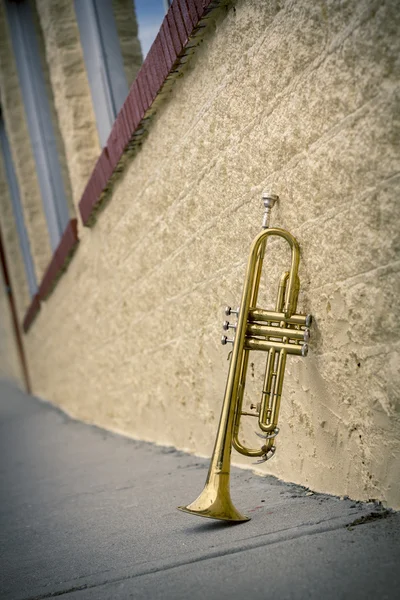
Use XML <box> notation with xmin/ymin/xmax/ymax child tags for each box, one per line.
<box><xmin>0</xmin><ymin>382</ymin><xmax>399</xmax><ymax>600</ymax></box>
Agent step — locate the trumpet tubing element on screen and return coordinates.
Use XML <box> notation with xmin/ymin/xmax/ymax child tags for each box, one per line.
<box><xmin>178</xmin><ymin>192</ymin><xmax>312</xmax><ymax>523</ymax></box>
<box><xmin>244</xmin><ymin>337</ymin><xmax>307</xmax><ymax>355</ymax></box>
<box><xmin>248</xmin><ymin>307</ymin><xmax>312</xmax><ymax>328</ymax></box>
<box><xmin>246</xmin><ymin>321</ymin><xmax>310</xmax><ymax>341</ymax></box>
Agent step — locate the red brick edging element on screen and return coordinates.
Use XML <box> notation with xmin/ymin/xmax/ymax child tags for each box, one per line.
<box><xmin>22</xmin><ymin>218</ymin><xmax>79</xmax><ymax>332</ymax></box>
<box><xmin>22</xmin><ymin>293</ymin><xmax>40</xmax><ymax>334</ymax></box>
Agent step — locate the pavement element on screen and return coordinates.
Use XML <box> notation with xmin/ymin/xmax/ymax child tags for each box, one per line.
<box><xmin>0</xmin><ymin>381</ymin><xmax>399</xmax><ymax>600</ymax></box>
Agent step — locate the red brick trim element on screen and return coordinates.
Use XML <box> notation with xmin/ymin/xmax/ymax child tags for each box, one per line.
<box><xmin>22</xmin><ymin>293</ymin><xmax>40</xmax><ymax>334</ymax></box>
<box><xmin>22</xmin><ymin>219</ymin><xmax>79</xmax><ymax>333</ymax></box>
<box><xmin>38</xmin><ymin>218</ymin><xmax>79</xmax><ymax>301</ymax></box>
<box><xmin>79</xmin><ymin>0</ymin><xmax>223</xmax><ymax>226</ymax></box>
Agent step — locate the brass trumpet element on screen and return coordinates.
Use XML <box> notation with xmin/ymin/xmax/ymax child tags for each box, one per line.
<box><xmin>178</xmin><ymin>193</ymin><xmax>312</xmax><ymax>522</ymax></box>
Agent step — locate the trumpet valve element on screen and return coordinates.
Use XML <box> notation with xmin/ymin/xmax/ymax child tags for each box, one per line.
<box><xmin>222</xmin><ymin>320</ymin><xmax>237</xmax><ymax>331</ymax></box>
<box><xmin>301</xmin><ymin>343</ymin><xmax>309</xmax><ymax>357</ymax></box>
<box><xmin>221</xmin><ymin>335</ymin><xmax>234</xmax><ymax>345</ymax></box>
<box><xmin>303</xmin><ymin>328</ymin><xmax>311</xmax><ymax>343</ymax></box>
<box><xmin>225</xmin><ymin>306</ymin><xmax>239</xmax><ymax>317</ymax></box>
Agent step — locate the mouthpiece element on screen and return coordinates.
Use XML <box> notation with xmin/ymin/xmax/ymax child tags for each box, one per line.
<box><xmin>262</xmin><ymin>191</ymin><xmax>279</xmax><ymax>229</ymax></box>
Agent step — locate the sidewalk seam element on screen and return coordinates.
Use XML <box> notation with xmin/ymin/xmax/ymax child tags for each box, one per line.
<box><xmin>18</xmin><ymin>511</ymin><xmax>369</xmax><ymax>600</ymax></box>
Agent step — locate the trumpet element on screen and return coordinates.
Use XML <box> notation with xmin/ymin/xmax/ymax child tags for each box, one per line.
<box><xmin>178</xmin><ymin>192</ymin><xmax>312</xmax><ymax>522</ymax></box>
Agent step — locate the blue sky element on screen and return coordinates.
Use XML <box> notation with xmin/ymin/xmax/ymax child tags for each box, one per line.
<box><xmin>135</xmin><ymin>0</ymin><xmax>167</xmax><ymax>58</ymax></box>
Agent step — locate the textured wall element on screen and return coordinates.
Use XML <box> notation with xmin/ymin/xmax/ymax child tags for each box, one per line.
<box><xmin>23</xmin><ymin>0</ymin><xmax>400</xmax><ymax>508</ymax></box>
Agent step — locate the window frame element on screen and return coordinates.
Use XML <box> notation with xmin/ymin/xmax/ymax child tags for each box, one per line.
<box><xmin>74</xmin><ymin>0</ymin><xmax>129</xmax><ymax>147</ymax></box>
<box><xmin>5</xmin><ymin>0</ymin><xmax>70</xmax><ymax>252</ymax></box>
<box><xmin>0</xmin><ymin>115</ymin><xmax>37</xmax><ymax>298</ymax></box>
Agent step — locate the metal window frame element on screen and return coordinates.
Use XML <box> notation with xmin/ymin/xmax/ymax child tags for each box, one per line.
<box><xmin>5</xmin><ymin>0</ymin><xmax>70</xmax><ymax>252</ymax></box>
<box><xmin>163</xmin><ymin>0</ymin><xmax>172</xmax><ymax>12</ymax></box>
<box><xmin>0</xmin><ymin>116</ymin><xmax>37</xmax><ymax>297</ymax></box>
<box><xmin>74</xmin><ymin>0</ymin><xmax>129</xmax><ymax>147</ymax></box>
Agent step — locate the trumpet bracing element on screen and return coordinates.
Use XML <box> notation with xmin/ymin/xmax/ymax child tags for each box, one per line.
<box><xmin>178</xmin><ymin>192</ymin><xmax>312</xmax><ymax>523</ymax></box>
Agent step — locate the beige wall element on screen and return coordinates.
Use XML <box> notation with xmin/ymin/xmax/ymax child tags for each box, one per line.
<box><xmin>4</xmin><ymin>0</ymin><xmax>400</xmax><ymax>508</ymax></box>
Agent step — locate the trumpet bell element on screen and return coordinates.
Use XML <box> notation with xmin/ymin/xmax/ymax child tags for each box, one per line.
<box><xmin>177</xmin><ymin>473</ymin><xmax>250</xmax><ymax>522</ymax></box>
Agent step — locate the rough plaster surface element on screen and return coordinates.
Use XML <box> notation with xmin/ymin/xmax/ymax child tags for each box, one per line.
<box><xmin>0</xmin><ymin>1</ymin><xmax>52</xmax><ymax>282</ymax></box>
<box><xmin>11</xmin><ymin>0</ymin><xmax>400</xmax><ymax>508</ymax></box>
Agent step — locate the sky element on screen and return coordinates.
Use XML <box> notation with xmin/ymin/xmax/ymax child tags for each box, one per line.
<box><xmin>134</xmin><ymin>0</ymin><xmax>168</xmax><ymax>58</ymax></box>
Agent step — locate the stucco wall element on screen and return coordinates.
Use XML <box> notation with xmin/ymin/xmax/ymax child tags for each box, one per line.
<box><xmin>21</xmin><ymin>0</ymin><xmax>400</xmax><ymax>508</ymax></box>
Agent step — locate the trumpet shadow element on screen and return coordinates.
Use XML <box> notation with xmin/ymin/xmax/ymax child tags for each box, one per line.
<box><xmin>183</xmin><ymin>519</ymin><xmax>247</xmax><ymax>534</ymax></box>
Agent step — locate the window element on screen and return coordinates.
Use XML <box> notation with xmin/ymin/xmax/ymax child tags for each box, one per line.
<box><xmin>5</xmin><ymin>0</ymin><xmax>70</xmax><ymax>253</ymax></box>
<box><xmin>75</xmin><ymin>0</ymin><xmax>129</xmax><ymax>147</ymax></box>
<box><xmin>135</xmin><ymin>0</ymin><xmax>169</xmax><ymax>58</ymax></box>
<box><xmin>0</xmin><ymin>115</ymin><xmax>37</xmax><ymax>297</ymax></box>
